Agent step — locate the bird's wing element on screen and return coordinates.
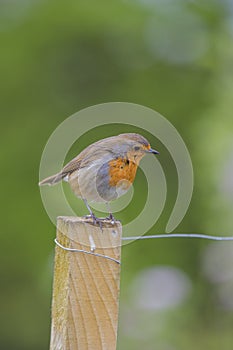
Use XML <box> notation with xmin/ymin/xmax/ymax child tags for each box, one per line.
<box><xmin>61</xmin><ymin>135</ymin><xmax>128</xmax><ymax>175</ymax></box>
<box><xmin>61</xmin><ymin>154</ymin><xmax>85</xmax><ymax>175</ymax></box>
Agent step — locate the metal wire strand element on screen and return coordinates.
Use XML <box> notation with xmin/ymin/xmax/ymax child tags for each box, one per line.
<box><xmin>54</xmin><ymin>238</ymin><xmax>121</xmax><ymax>264</ymax></box>
<box><xmin>122</xmin><ymin>233</ymin><xmax>233</xmax><ymax>241</ymax></box>
<box><xmin>55</xmin><ymin>233</ymin><xmax>233</xmax><ymax>266</ymax></box>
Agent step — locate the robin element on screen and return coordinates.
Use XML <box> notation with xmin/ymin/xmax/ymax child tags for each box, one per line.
<box><xmin>39</xmin><ymin>133</ymin><xmax>159</xmax><ymax>224</ymax></box>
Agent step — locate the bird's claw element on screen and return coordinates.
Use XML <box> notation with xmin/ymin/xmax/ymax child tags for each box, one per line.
<box><xmin>106</xmin><ymin>213</ymin><xmax>116</xmax><ymax>225</ymax></box>
<box><xmin>91</xmin><ymin>214</ymin><xmax>103</xmax><ymax>231</ymax></box>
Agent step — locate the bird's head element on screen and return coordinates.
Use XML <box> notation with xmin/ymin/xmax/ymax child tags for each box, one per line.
<box><xmin>118</xmin><ymin>133</ymin><xmax>159</xmax><ymax>164</ymax></box>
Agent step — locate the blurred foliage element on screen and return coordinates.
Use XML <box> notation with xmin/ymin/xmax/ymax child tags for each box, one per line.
<box><xmin>1</xmin><ymin>0</ymin><xmax>233</xmax><ymax>349</ymax></box>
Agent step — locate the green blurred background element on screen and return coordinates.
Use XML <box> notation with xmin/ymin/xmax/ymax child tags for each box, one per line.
<box><xmin>1</xmin><ymin>0</ymin><xmax>233</xmax><ymax>349</ymax></box>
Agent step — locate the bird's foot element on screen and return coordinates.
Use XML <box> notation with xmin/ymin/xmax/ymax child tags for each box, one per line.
<box><xmin>106</xmin><ymin>213</ymin><xmax>116</xmax><ymax>225</ymax></box>
<box><xmin>91</xmin><ymin>213</ymin><xmax>103</xmax><ymax>231</ymax></box>
<box><xmin>84</xmin><ymin>212</ymin><xmax>118</xmax><ymax>229</ymax></box>
<box><xmin>83</xmin><ymin>213</ymin><xmax>103</xmax><ymax>230</ymax></box>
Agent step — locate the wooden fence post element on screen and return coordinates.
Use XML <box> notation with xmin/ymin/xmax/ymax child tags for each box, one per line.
<box><xmin>49</xmin><ymin>216</ymin><xmax>122</xmax><ymax>350</ymax></box>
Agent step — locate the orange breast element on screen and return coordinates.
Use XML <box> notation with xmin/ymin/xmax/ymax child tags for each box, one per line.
<box><xmin>108</xmin><ymin>157</ymin><xmax>138</xmax><ymax>188</ymax></box>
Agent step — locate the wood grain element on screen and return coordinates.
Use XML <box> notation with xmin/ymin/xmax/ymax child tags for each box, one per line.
<box><xmin>50</xmin><ymin>216</ymin><xmax>122</xmax><ymax>350</ymax></box>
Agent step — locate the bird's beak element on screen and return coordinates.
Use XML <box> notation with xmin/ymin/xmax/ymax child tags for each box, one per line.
<box><xmin>148</xmin><ymin>148</ymin><xmax>159</xmax><ymax>155</ymax></box>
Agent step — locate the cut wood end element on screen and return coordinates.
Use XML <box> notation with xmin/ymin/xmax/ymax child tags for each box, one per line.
<box><xmin>57</xmin><ymin>215</ymin><xmax>121</xmax><ymax>227</ymax></box>
<box><xmin>56</xmin><ymin>216</ymin><xmax>122</xmax><ymax>250</ymax></box>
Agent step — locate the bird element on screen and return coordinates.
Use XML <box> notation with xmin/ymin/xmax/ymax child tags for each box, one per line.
<box><xmin>39</xmin><ymin>133</ymin><xmax>159</xmax><ymax>225</ymax></box>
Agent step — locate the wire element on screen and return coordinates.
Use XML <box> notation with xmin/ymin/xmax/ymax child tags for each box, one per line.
<box><xmin>122</xmin><ymin>233</ymin><xmax>233</xmax><ymax>241</ymax></box>
<box><xmin>54</xmin><ymin>233</ymin><xmax>233</xmax><ymax>265</ymax></box>
<box><xmin>54</xmin><ymin>238</ymin><xmax>121</xmax><ymax>264</ymax></box>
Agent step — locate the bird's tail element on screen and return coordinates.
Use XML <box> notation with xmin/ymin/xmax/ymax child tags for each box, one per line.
<box><xmin>39</xmin><ymin>172</ymin><xmax>64</xmax><ymax>186</ymax></box>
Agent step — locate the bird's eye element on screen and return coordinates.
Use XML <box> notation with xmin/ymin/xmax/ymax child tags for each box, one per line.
<box><xmin>134</xmin><ymin>146</ymin><xmax>140</xmax><ymax>151</ymax></box>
